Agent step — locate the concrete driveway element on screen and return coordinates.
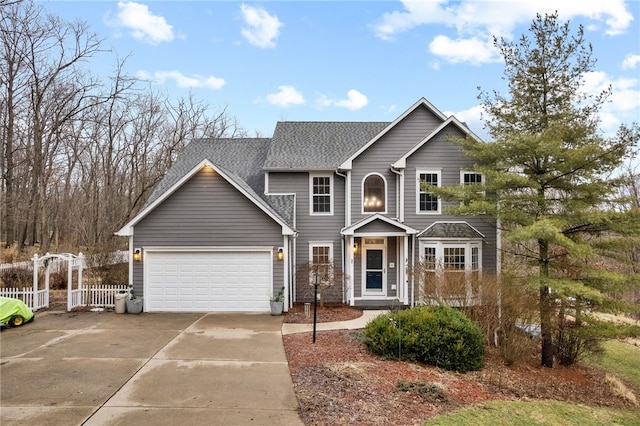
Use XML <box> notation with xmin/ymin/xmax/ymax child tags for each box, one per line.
<box><xmin>0</xmin><ymin>311</ymin><xmax>303</xmax><ymax>426</ymax></box>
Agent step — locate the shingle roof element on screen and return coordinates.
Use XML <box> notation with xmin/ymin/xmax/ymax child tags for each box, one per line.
<box><xmin>418</xmin><ymin>222</ymin><xmax>485</xmax><ymax>239</ymax></box>
<box><xmin>142</xmin><ymin>122</ymin><xmax>389</xmax><ymax>229</ymax></box>
<box><xmin>264</xmin><ymin>121</ymin><xmax>390</xmax><ymax>170</ymax></box>
<box><xmin>143</xmin><ymin>138</ymin><xmax>271</xmax><ymax>208</ymax></box>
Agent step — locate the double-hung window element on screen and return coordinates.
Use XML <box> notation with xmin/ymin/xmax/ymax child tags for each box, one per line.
<box><xmin>460</xmin><ymin>171</ymin><xmax>485</xmax><ymax>208</ymax></box>
<box><xmin>309</xmin><ymin>242</ymin><xmax>333</xmax><ymax>284</ymax></box>
<box><xmin>417</xmin><ymin>170</ymin><xmax>441</xmax><ymax>214</ymax></box>
<box><xmin>310</xmin><ymin>174</ymin><xmax>333</xmax><ymax>215</ymax></box>
<box><xmin>461</xmin><ymin>171</ymin><xmax>483</xmax><ymax>186</ymax></box>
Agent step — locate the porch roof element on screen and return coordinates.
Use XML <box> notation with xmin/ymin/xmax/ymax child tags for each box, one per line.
<box><xmin>417</xmin><ymin>222</ymin><xmax>485</xmax><ymax>239</ymax></box>
<box><xmin>341</xmin><ymin>214</ymin><xmax>418</xmax><ymax>236</ymax></box>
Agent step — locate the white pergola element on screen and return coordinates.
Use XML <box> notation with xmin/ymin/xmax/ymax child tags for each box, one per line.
<box><xmin>33</xmin><ymin>252</ymin><xmax>85</xmax><ymax>311</ymax></box>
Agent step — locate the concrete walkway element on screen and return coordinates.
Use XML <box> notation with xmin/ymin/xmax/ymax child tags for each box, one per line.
<box><xmin>281</xmin><ymin>310</ymin><xmax>387</xmax><ymax>335</ymax></box>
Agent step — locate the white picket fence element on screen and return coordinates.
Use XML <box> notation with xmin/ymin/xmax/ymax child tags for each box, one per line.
<box><xmin>0</xmin><ymin>287</ymin><xmax>49</xmax><ymax>310</ymax></box>
<box><xmin>0</xmin><ymin>284</ymin><xmax>129</xmax><ymax>311</ymax></box>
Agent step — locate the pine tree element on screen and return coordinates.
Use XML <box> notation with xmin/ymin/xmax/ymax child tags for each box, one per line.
<box><xmin>439</xmin><ymin>13</ymin><xmax>639</xmax><ymax>368</ymax></box>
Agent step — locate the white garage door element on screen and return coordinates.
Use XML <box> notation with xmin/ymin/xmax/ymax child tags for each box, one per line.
<box><xmin>145</xmin><ymin>251</ymin><xmax>272</xmax><ymax>312</ymax></box>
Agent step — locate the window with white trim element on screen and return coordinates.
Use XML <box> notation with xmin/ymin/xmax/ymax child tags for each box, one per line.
<box><xmin>460</xmin><ymin>171</ymin><xmax>485</xmax><ymax>208</ymax></box>
<box><xmin>310</xmin><ymin>174</ymin><xmax>333</xmax><ymax>215</ymax></box>
<box><xmin>363</xmin><ymin>174</ymin><xmax>386</xmax><ymax>213</ymax></box>
<box><xmin>417</xmin><ymin>170</ymin><xmax>441</xmax><ymax>213</ymax></box>
<box><xmin>309</xmin><ymin>242</ymin><xmax>333</xmax><ymax>284</ymax></box>
<box><xmin>419</xmin><ymin>241</ymin><xmax>482</xmax><ymax>305</ymax></box>
<box><xmin>461</xmin><ymin>171</ymin><xmax>483</xmax><ymax>186</ymax></box>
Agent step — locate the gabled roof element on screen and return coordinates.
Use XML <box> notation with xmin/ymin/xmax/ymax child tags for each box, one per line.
<box><xmin>116</xmin><ymin>159</ymin><xmax>295</xmax><ymax>236</ymax></box>
<box><xmin>264</xmin><ymin>121</ymin><xmax>389</xmax><ymax>171</ymax></box>
<box><xmin>392</xmin><ymin>116</ymin><xmax>483</xmax><ymax>169</ymax></box>
<box><xmin>417</xmin><ymin>222</ymin><xmax>485</xmax><ymax>239</ymax></box>
<box><xmin>339</xmin><ymin>98</ymin><xmax>448</xmax><ymax>170</ymax></box>
<box><xmin>143</xmin><ymin>138</ymin><xmax>271</xmax><ymax>209</ymax></box>
<box><xmin>341</xmin><ymin>214</ymin><xmax>418</xmax><ymax>236</ymax></box>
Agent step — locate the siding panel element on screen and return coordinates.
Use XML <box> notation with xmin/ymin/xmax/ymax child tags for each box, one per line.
<box><xmin>132</xmin><ymin>168</ymin><xmax>284</xmax><ymax>298</ymax></box>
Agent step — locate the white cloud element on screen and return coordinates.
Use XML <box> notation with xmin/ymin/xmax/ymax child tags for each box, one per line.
<box><xmin>448</xmin><ymin>104</ymin><xmax>487</xmax><ymax>139</ymax></box>
<box><xmin>265</xmin><ymin>85</ymin><xmax>305</xmax><ymax>107</ymax></box>
<box><xmin>137</xmin><ymin>70</ymin><xmax>225</xmax><ymax>89</ymax></box>
<box><xmin>622</xmin><ymin>54</ymin><xmax>640</xmax><ymax>70</ymax></box>
<box><xmin>115</xmin><ymin>1</ymin><xmax>174</xmax><ymax>44</ymax></box>
<box><xmin>240</xmin><ymin>4</ymin><xmax>283</xmax><ymax>48</ymax></box>
<box><xmin>429</xmin><ymin>35</ymin><xmax>498</xmax><ymax>65</ymax></box>
<box><xmin>316</xmin><ymin>90</ymin><xmax>369</xmax><ymax>111</ymax></box>
<box><xmin>335</xmin><ymin>90</ymin><xmax>368</xmax><ymax>110</ymax></box>
<box><xmin>373</xmin><ymin>0</ymin><xmax>634</xmax><ymax>64</ymax></box>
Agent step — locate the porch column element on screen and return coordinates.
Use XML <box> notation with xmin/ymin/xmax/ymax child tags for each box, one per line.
<box><xmin>403</xmin><ymin>236</ymin><xmax>410</xmax><ymax>305</ymax></box>
<box><xmin>348</xmin><ymin>235</ymin><xmax>355</xmax><ymax>306</ymax></box>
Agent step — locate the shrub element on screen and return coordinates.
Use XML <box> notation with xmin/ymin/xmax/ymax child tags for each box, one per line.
<box><xmin>462</xmin><ymin>274</ymin><xmax>539</xmax><ymax>366</ymax></box>
<box><xmin>363</xmin><ymin>305</ymin><xmax>486</xmax><ymax>372</ymax></box>
<box><xmin>554</xmin><ymin>319</ymin><xmax>604</xmax><ymax>365</ymax></box>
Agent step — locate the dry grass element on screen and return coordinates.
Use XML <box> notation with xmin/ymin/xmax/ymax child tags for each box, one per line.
<box><xmin>606</xmin><ymin>373</ymin><xmax>638</xmax><ymax>406</ymax></box>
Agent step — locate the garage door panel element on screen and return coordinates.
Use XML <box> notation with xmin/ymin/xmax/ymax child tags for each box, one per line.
<box><xmin>145</xmin><ymin>251</ymin><xmax>272</xmax><ymax>312</ymax></box>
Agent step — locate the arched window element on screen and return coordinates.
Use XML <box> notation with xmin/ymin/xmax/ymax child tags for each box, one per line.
<box><xmin>363</xmin><ymin>174</ymin><xmax>385</xmax><ymax>212</ymax></box>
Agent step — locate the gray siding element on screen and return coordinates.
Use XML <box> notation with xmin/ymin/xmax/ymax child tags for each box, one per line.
<box><xmin>269</xmin><ymin>171</ymin><xmax>346</xmax><ymax>302</ymax></box>
<box><xmin>403</xmin><ymin>124</ymin><xmax>498</xmax><ymax>277</ymax></box>
<box><xmin>132</xmin><ymin>168</ymin><xmax>285</xmax><ymax>297</ymax></box>
<box><xmin>350</xmin><ymin>105</ymin><xmax>443</xmax><ymax>222</ymax></box>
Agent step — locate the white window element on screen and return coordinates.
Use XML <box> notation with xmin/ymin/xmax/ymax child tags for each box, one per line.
<box><xmin>417</xmin><ymin>170</ymin><xmax>441</xmax><ymax>214</ymax></box>
<box><xmin>461</xmin><ymin>171</ymin><xmax>483</xmax><ymax>186</ymax></box>
<box><xmin>419</xmin><ymin>241</ymin><xmax>482</xmax><ymax>305</ymax></box>
<box><xmin>460</xmin><ymin>171</ymin><xmax>485</xmax><ymax>208</ymax></box>
<box><xmin>362</xmin><ymin>173</ymin><xmax>386</xmax><ymax>213</ymax></box>
<box><xmin>309</xmin><ymin>242</ymin><xmax>333</xmax><ymax>284</ymax></box>
<box><xmin>310</xmin><ymin>174</ymin><xmax>333</xmax><ymax>215</ymax></box>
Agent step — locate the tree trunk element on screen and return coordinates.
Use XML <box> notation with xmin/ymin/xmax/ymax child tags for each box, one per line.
<box><xmin>539</xmin><ymin>239</ymin><xmax>554</xmax><ymax>368</ymax></box>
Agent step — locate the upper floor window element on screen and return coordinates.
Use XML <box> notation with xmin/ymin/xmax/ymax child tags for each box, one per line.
<box><xmin>462</xmin><ymin>171</ymin><xmax>483</xmax><ymax>186</ymax></box>
<box><xmin>461</xmin><ymin>171</ymin><xmax>485</xmax><ymax>207</ymax></box>
<box><xmin>363</xmin><ymin>174</ymin><xmax>386</xmax><ymax>213</ymax></box>
<box><xmin>310</xmin><ymin>174</ymin><xmax>333</xmax><ymax>215</ymax></box>
<box><xmin>417</xmin><ymin>170</ymin><xmax>441</xmax><ymax>214</ymax></box>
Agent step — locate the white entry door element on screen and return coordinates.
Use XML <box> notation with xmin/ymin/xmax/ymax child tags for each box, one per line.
<box><xmin>363</xmin><ymin>238</ymin><xmax>386</xmax><ymax>296</ymax></box>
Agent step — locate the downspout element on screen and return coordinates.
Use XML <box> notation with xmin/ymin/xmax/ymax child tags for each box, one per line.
<box><xmin>391</xmin><ymin>165</ymin><xmax>406</xmax><ymax>305</ymax></box>
<box><xmin>335</xmin><ymin>169</ymin><xmax>350</xmax><ymax>227</ymax></box>
<box><xmin>128</xmin><ymin>236</ymin><xmax>134</xmax><ymax>289</ymax></box>
<box><xmin>411</xmin><ymin>234</ymin><xmax>416</xmax><ymax>307</ymax></box>
<box><xmin>390</xmin><ymin>166</ymin><xmax>404</xmax><ymax>222</ymax></box>
<box><xmin>336</xmin><ymin>168</ymin><xmax>350</xmax><ymax>304</ymax></box>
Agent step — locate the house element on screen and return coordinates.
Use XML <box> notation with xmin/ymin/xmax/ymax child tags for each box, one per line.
<box><xmin>116</xmin><ymin>98</ymin><xmax>499</xmax><ymax>312</ymax></box>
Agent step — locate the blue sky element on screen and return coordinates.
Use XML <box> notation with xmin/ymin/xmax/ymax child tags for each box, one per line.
<box><xmin>41</xmin><ymin>0</ymin><xmax>640</xmax><ymax>139</ymax></box>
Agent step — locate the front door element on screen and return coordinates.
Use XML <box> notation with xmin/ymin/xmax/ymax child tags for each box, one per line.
<box><xmin>363</xmin><ymin>238</ymin><xmax>386</xmax><ymax>296</ymax></box>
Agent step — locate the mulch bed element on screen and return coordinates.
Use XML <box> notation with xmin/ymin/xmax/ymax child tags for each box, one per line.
<box><xmin>282</xmin><ymin>304</ymin><xmax>639</xmax><ymax>425</ymax></box>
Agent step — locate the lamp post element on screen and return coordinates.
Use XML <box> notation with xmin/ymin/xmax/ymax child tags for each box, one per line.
<box><xmin>313</xmin><ymin>270</ymin><xmax>319</xmax><ymax>343</ymax></box>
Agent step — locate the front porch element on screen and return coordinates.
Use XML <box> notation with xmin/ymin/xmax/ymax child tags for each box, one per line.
<box><xmin>341</xmin><ymin>214</ymin><xmax>417</xmax><ymax>308</ymax></box>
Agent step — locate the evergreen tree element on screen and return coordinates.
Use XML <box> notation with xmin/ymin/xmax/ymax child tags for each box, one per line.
<box><xmin>437</xmin><ymin>13</ymin><xmax>639</xmax><ymax>368</ymax></box>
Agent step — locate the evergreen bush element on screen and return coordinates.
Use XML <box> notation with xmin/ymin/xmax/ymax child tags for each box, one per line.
<box><xmin>363</xmin><ymin>305</ymin><xmax>485</xmax><ymax>372</ymax></box>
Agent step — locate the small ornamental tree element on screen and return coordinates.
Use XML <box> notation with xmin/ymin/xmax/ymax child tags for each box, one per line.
<box><xmin>297</xmin><ymin>261</ymin><xmax>345</xmax><ymax>307</ymax></box>
<box><xmin>430</xmin><ymin>13</ymin><xmax>640</xmax><ymax>368</ymax></box>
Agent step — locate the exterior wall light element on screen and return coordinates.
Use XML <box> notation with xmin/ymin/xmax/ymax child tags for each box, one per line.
<box><xmin>277</xmin><ymin>247</ymin><xmax>284</xmax><ymax>261</ymax></box>
<box><xmin>353</xmin><ymin>242</ymin><xmax>358</xmax><ymax>255</ymax></box>
<box><xmin>133</xmin><ymin>248</ymin><xmax>142</xmax><ymax>262</ymax></box>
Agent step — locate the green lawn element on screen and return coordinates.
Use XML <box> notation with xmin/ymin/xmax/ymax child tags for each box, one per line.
<box><xmin>428</xmin><ymin>400</ymin><xmax>640</xmax><ymax>426</ymax></box>
<box><xmin>585</xmin><ymin>340</ymin><xmax>640</xmax><ymax>389</ymax></box>
<box><xmin>430</xmin><ymin>339</ymin><xmax>640</xmax><ymax>425</ymax></box>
